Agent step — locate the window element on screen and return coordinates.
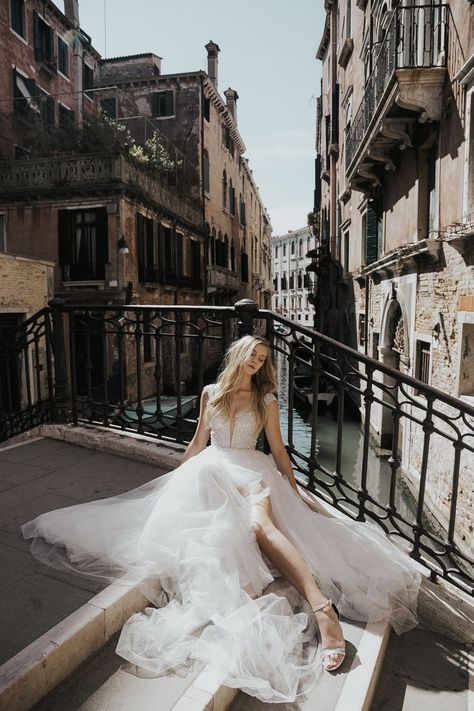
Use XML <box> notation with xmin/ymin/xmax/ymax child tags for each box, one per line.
<box><xmin>58</xmin><ymin>208</ymin><xmax>108</xmax><ymax>281</ymax></box>
<box><xmin>239</xmin><ymin>196</ymin><xmax>246</xmax><ymax>226</ymax></box>
<box><xmin>152</xmin><ymin>90</ymin><xmax>174</xmax><ymax>118</ymax></box>
<box><xmin>415</xmin><ymin>340</ymin><xmax>431</xmax><ymax>391</ymax></box>
<box><xmin>222</xmin><ymin>170</ymin><xmax>227</xmax><ymax>208</ymax></box>
<box><xmin>38</xmin><ymin>88</ymin><xmax>55</xmax><ymax>127</ymax></box>
<box><xmin>12</xmin><ymin>69</ymin><xmax>38</xmax><ymax>118</ymax></box>
<box><xmin>204</xmin><ymin>97</ymin><xmax>210</xmax><ymax>122</ymax></box>
<box><xmin>291</xmin><ymin>241</ymin><xmax>295</xmax><ymax>255</ymax></box>
<box><xmin>241</xmin><ymin>251</ymin><xmax>249</xmax><ymax>283</ymax></box>
<box><xmin>281</xmin><ymin>273</ymin><xmax>287</xmax><ymax>290</ymax></box>
<box><xmin>58</xmin><ymin>104</ymin><xmax>74</xmax><ymax>129</ymax></box>
<box><xmin>283</xmin><ymin>244</ymin><xmax>286</xmax><ymax>257</ymax></box>
<box><xmin>83</xmin><ymin>63</ymin><xmax>94</xmax><ymax>98</ymax></box>
<box><xmin>137</xmin><ymin>213</ymin><xmax>155</xmax><ymax>283</ymax></box>
<box><xmin>289</xmin><ymin>275</ymin><xmax>294</xmax><ymax>289</ymax></box>
<box><xmin>203</xmin><ymin>150</ymin><xmax>210</xmax><ymax>194</ymax></box>
<box><xmin>33</xmin><ymin>12</ymin><xmax>54</xmax><ymax>67</ymax></box>
<box><xmin>229</xmin><ymin>180</ymin><xmax>235</xmax><ymax>215</ymax></box>
<box><xmin>223</xmin><ymin>124</ymin><xmax>234</xmax><ymax>156</ymax></box>
<box><xmin>343</xmin><ymin>230</ymin><xmax>350</xmax><ymax>273</ymax></box>
<box><xmin>10</xmin><ymin>0</ymin><xmax>25</xmax><ymax>38</ymax></box>
<box><xmin>0</xmin><ymin>214</ymin><xmax>6</xmax><ymax>252</ymax></box>
<box><xmin>230</xmin><ymin>238</ymin><xmax>235</xmax><ymax>270</ymax></box>
<box><xmin>275</xmin><ymin>245</ymin><xmax>278</xmax><ymax>259</ymax></box>
<box><xmin>58</xmin><ymin>37</ymin><xmax>69</xmax><ymax>77</ymax></box>
<box><xmin>159</xmin><ymin>225</ymin><xmax>183</xmax><ymax>285</ymax></box>
<box><xmin>100</xmin><ymin>97</ymin><xmax>116</xmax><ymax>119</ymax></box>
<box><xmin>297</xmin><ymin>272</ymin><xmax>302</xmax><ymax>288</ymax></box>
<box><xmin>359</xmin><ymin>313</ymin><xmax>366</xmax><ymax>346</ymax></box>
<box><xmin>365</xmin><ymin>197</ymin><xmax>383</xmax><ymax>265</ymax></box>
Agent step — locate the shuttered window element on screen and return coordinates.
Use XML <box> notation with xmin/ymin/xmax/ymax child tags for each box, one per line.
<box><xmin>152</xmin><ymin>91</ymin><xmax>174</xmax><ymax>118</ymax></box>
<box><xmin>10</xmin><ymin>0</ymin><xmax>25</xmax><ymax>37</ymax></box>
<box><xmin>137</xmin><ymin>213</ymin><xmax>155</xmax><ymax>283</ymax></box>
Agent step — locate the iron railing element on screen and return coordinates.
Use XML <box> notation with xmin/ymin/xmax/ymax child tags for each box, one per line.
<box><xmin>346</xmin><ymin>4</ymin><xmax>449</xmax><ymax>171</ymax></box>
<box><xmin>0</xmin><ymin>299</ymin><xmax>473</xmax><ymax>596</ymax></box>
<box><xmin>0</xmin><ymin>309</ymin><xmax>54</xmax><ymax>441</ymax></box>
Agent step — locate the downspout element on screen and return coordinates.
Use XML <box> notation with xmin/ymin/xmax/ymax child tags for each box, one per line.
<box><xmin>329</xmin><ymin>0</ymin><xmax>338</xmax><ymax>258</ymax></box>
<box><xmin>200</xmin><ymin>74</ymin><xmax>208</xmax><ymax>304</ymax></box>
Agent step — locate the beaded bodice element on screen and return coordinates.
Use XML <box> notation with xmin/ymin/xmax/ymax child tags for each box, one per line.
<box><xmin>204</xmin><ymin>384</ymin><xmax>277</xmax><ymax>450</ymax></box>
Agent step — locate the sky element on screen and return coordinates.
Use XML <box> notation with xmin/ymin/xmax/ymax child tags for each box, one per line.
<box><xmin>77</xmin><ymin>0</ymin><xmax>325</xmax><ymax>236</ymax></box>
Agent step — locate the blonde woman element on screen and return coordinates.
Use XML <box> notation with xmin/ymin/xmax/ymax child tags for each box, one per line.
<box><xmin>23</xmin><ymin>335</ymin><xmax>420</xmax><ymax>703</ymax></box>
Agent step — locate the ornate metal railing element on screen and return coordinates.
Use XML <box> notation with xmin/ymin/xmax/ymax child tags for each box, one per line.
<box><xmin>0</xmin><ymin>309</ymin><xmax>54</xmax><ymax>441</ymax></box>
<box><xmin>0</xmin><ymin>299</ymin><xmax>473</xmax><ymax>595</ymax></box>
<box><xmin>346</xmin><ymin>4</ymin><xmax>449</xmax><ymax>171</ymax></box>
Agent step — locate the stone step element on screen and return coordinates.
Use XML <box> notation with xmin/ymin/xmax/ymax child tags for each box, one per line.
<box><xmin>229</xmin><ymin>617</ymin><xmax>390</xmax><ymax>711</ymax></box>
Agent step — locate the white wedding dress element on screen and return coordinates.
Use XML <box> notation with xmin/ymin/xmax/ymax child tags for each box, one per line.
<box><xmin>22</xmin><ymin>385</ymin><xmax>421</xmax><ymax>703</ymax></box>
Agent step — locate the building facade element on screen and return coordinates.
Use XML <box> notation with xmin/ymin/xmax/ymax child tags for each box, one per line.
<box><xmin>315</xmin><ymin>0</ymin><xmax>474</xmax><ymax>553</ymax></box>
<box><xmin>271</xmin><ymin>226</ymin><xmax>315</xmax><ymax>324</ymax></box>
<box><xmin>0</xmin><ymin>1</ymin><xmax>272</xmax><ymax>397</ymax></box>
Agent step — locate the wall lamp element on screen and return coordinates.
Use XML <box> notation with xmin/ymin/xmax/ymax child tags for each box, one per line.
<box><xmin>117</xmin><ymin>237</ymin><xmax>129</xmax><ymax>254</ymax></box>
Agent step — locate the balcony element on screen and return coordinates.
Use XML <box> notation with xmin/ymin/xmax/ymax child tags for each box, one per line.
<box><xmin>206</xmin><ymin>265</ymin><xmax>240</xmax><ymax>294</ymax></box>
<box><xmin>0</xmin><ymin>153</ymin><xmax>202</xmax><ymax>226</ymax></box>
<box><xmin>346</xmin><ymin>4</ymin><xmax>448</xmax><ymax>191</ymax></box>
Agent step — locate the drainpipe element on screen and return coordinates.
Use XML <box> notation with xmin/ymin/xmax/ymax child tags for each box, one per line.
<box><xmin>200</xmin><ymin>74</ymin><xmax>208</xmax><ymax>304</ymax></box>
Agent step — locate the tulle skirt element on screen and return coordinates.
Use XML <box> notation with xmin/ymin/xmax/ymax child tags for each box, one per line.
<box><xmin>22</xmin><ymin>444</ymin><xmax>421</xmax><ymax>703</ymax></box>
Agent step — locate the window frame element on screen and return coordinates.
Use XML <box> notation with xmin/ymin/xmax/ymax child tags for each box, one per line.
<box><xmin>10</xmin><ymin>0</ymin><xmax>26</xmax><ymax>41</ymax></box>
<box><xmin>83</xmin><ymin>61</ymin><xmax>94</xmax><ymax>100</ymax></box>
<box><xmin>57</xmin><ymin>35</ymin><xmax>70</xmax><ymax>79</ymax></box>
<box><xmin>152</xmin><ymin>89</ymin><xmax>175</xmax><ymax>119</ymax></box>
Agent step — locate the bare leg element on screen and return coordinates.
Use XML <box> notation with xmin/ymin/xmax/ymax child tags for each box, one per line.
<box><xmin>252</xmin><ymin>497</ymin><xmax>344</xmax><ymax>669</ymax></box>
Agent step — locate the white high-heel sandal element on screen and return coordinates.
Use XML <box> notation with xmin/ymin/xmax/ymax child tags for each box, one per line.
<box><xmin>312</xmin><ymin>599</ymin><xmax>346</xmax><ymax>672</ymax></box>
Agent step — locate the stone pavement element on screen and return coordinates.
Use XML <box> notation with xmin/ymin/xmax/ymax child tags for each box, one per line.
<box><xmin>0</xmin><ymin>436</ymin><xmax>168</xmax><ymax>665</ymax></box>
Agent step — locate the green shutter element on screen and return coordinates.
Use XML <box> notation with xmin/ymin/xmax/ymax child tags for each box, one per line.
<box><xmin>366</xmin><ymin>203</ymin><xmax>378</xmax><ymax>265</ymax></box>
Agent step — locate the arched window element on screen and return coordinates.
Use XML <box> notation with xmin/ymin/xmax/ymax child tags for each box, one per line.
<box><xmin>291</xmin><ymin>240</ymin><xmax>295</xmax><ymax>255</ymax></box>
<box><xmin>299</xmin><ymin>239</ymin><xmax>303</xmax><ymax>257</ymax></box>
<box><xmin>297</xmin><ymin>271</ymin><xmax>302</xmax><ymax>288</ymax></box>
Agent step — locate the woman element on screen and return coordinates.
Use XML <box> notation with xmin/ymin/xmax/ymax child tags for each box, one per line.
<box><xmin>22</xmin><ymin>335</ymin><xmax>420</xmax><ymax>703</ymax></box>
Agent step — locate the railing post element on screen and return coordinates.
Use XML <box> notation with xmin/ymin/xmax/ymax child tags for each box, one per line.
<box><xmin>234</xmin><ymin>298</ymin><xmax>259</xmax><ymax>337</ymax></box>
<box><xmin>49</xmin><ymin>298</ymin><xmax>70</xmax><ymax>423</ymax></box>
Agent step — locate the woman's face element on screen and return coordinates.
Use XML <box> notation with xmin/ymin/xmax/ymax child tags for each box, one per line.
<box><xmin>244</xmin><ymin>343</ymin><xmax>268</xmax><ymax>376</ymax></box>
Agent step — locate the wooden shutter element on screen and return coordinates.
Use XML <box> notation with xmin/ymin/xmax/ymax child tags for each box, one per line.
<box><xmin>366</xmin><ymin>203</ymin><xmax>378</xmax><ymax>265</ymax></box>
<box><xmin>137</xmin><ymin>213</ymin><xmax>145</xmax><ymax>282</ymax></box>
<box><xmin>95</xmin><ymin>207</ymin><xmax>108</xmax><ymax>279</ymax></box>
<box><xmin>58</xmin><ymin>209</ymin><xmax>73</xmax><ymax>266</ymax></box>
<box><xmin>33</xmin><ymin>11</ymin><xmax>41</xmax><ymax>60</ymax></box>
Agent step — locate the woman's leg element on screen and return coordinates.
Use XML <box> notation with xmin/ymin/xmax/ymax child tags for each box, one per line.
<box><xmin>251</xmin><ymin>497</ymin><xmax>344</xmax><ymax>669</ymax></box>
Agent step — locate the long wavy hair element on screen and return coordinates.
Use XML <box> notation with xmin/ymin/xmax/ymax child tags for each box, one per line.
<box><xmin>205</xmin><ymin>335</ymin><xmax>277</xmax><ymax>434</ymax></box>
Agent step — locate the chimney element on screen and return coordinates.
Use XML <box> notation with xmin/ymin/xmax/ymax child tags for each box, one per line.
<box><xmin>205</xmin><ymin>41</ymin><xmax>220</xmax><ymax>90</ymax></box>
<box><xmin>64</xmin><ymin>0</ymin><xmax>80</xmax><ymax>28</ymax></box>
<box><xmin>224</xmin><ymin>87</ymin><xmax>239</xmax><ymax>121</ymax></box>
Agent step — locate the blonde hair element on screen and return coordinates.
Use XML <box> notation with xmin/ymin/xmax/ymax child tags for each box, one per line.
<box><xmin>205</xmin><ymin>335</ymin><xmax>277</xmax><ymax>434</ymax></box>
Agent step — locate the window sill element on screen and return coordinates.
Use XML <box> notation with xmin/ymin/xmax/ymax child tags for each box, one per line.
<box><xmin>57</xmin><ymin>70</ymin><xmax>70</xmax><ymax>83</ymax></box>
<box><xmin>10</xmin><ymin>27</ymin><xmax>28</xmax><ymax>45</ymax></box>
<box><xmin>151</xmin><ymin>114</ymin><xmax>176</xmax><ymax>120</ymax></box>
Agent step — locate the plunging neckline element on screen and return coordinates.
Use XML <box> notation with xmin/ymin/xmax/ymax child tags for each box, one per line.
<box><xmin>229</xmin><ymin>409</ymin><xmax>254</xmax><ymax>447</ymax></box>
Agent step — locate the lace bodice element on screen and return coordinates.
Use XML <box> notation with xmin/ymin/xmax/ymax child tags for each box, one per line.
<box><xmin>203</xmin><ymin>384</ymin><xmax>277</xmax><ymax>449</ymax></box>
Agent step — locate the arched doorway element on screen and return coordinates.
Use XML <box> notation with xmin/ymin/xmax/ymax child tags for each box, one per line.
<box><xmin>379</xmin><ymin>296</ymin><xmax>409</xmax><ymax>449</ymax></box>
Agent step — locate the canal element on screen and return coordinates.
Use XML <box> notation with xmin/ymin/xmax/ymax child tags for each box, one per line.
<box><xmin>274</xmin><ymin>351</ymin><xmax>418</xmax><ymax>533</ymax></box>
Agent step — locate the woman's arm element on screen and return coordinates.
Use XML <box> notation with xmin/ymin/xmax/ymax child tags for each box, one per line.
<box><xmin>180</xmin><ymin>389</ymin><xmax>211</xmax><ymax>464</ymax></box>
<box><xmin>264</xmin><ymin>400</ymin><xmax>326</xmax><ymax>513</ymax></box>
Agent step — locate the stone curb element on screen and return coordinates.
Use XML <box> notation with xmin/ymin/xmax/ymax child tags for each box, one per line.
<box><xmin>334</xmin><ymin>618</ymin><xmax>391</xmax><ymax>711</ymax></box>
<box><xmin>0</xmin><ymin>580</ymin><xmax>149</xmax><ymax>711</ymax></box>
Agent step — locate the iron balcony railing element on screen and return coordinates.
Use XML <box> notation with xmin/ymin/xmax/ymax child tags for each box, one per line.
<box><xmin>0</xmin><ymin>299</ymin><xmax>473</xmax><ymax>596</ymax></box>
<box><xmin>346</xmin><ymin>4</ymin><xmax>449</xmax><ymax>172</ymax></box>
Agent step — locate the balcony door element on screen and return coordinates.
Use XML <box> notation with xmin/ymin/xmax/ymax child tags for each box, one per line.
<box><xmin>58</xmin><ymin>207</ymin><xmax>108</xmax><ymax>282</ymax></box>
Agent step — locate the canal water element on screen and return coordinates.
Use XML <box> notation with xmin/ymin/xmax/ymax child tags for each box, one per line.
<box><xmin>274</xmin><ymin>351</ymin><xmax>418</xmax><ymax>533</ymax></box>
